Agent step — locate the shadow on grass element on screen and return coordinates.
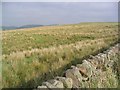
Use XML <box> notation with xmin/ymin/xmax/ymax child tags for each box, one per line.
<box><xmin>13</xmin><ymin>41</ymin><xmax>118</xmax><ymax>88</ymax></box>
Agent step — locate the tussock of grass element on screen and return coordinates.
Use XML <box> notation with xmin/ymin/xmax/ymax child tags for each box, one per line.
<box><xmin>2</xmin><ymin>22</ymin><xmax>119</xmax><ymax>88</ymax></box>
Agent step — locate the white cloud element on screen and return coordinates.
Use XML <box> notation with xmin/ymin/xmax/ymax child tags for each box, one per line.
<box><xmin>2</xmin><ymin>2</ymin><xmax>118</xmax><ymax>26</ymax></box>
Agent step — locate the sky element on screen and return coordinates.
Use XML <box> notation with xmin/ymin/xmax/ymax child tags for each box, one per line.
<box><xmin>1</xmin><ymin>0</ymin><xmax>119</xmax><ymax>2</ymax></box>
<box><xmin>2</xmin><ymin>2</ymin><xmax>118</xmax><ymax>26</ymax></box>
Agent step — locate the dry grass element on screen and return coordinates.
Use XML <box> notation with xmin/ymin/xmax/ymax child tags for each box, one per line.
<box><xmin>2</xmin><ymin>22</ymin><xmax>118</xmax><ymax>88</ymax></box>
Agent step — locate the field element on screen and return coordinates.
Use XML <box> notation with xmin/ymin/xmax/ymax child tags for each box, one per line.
<box><xmin>2</xmin><ymin>22</ymin><xmax>119</xmax><ymax>88</ymax></box>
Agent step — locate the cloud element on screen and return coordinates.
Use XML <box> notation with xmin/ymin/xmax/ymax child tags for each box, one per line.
<box><xmin>2</xmin><ymin>2</ymin><xmax>118</xmax><ymax>26</ymax></box>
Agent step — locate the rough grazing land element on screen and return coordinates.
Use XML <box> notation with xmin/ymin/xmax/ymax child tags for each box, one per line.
<box><xmin>34</xmin><ymin>44</ymin><xmax>119</xmax><ymax>89</ymax></box>
<box><xmin>2</xmin><ymin>23</ymin><xmax>119</xmax><ymax>88</ymax></box>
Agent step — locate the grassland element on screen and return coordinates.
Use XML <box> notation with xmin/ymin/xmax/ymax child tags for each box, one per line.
<box><xmin>2</xmin><ymin>22</ymin><xmax>119</xmax><ymax>88</ymax></box>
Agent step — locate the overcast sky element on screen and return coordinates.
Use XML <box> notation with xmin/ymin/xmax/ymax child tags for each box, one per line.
<box><xmin>2</xmin><ymin>2</ymin><xmax>118</xmax><ymax>26</ymax></box>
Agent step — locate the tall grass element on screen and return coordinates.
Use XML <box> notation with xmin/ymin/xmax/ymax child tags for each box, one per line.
<box><xmin>2</xmin><ymin>22</ymin><xmax>118</xmax><ymax>88</ymax></box>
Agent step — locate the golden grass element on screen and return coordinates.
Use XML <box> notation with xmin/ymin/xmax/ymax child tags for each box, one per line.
<box><xmin>2</xmin><ymin>22</ymin><xmax>118</xmax><ymax>88</ymax></box>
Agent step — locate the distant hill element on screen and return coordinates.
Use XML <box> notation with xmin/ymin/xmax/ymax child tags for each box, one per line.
<box><xmin>2</xmin><ymin>25</ymin><xmax>44</xmax><ymax>30</ymax></box>
<box><xmin>2</xmin><ymin>26</ymin><xmax>18</xmax><ymax>30</ymax></box>
<box><xmin>17</xmin><ymin>25</ymin><xmax>44</xmax><ymax>29</ymax></box>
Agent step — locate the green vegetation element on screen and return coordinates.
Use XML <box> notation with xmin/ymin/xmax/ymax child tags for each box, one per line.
<box><xmin>2</xmin><ymin>22</ymin><xmax>119</xmax><ymax>88</ymax></box>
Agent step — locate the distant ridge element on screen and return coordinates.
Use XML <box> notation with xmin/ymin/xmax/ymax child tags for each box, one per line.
<box><xmin>17</xmin><ymin>25</ymin><xmax>43</xmax><ymax>29</ymax></box>
<box><xmin>2</xmin><ymin>25</ymin><xmax>44</xmax><ymax>30</ymax></box>
<box><xmin>2</xmin><ymin>24</ymin><xmax>62</xmax><ymax>30</ymax></box>
<box><xmin>2</xmin><ymin>26</ymin><xmax>18</xmax><ymax>30</ymax></box>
